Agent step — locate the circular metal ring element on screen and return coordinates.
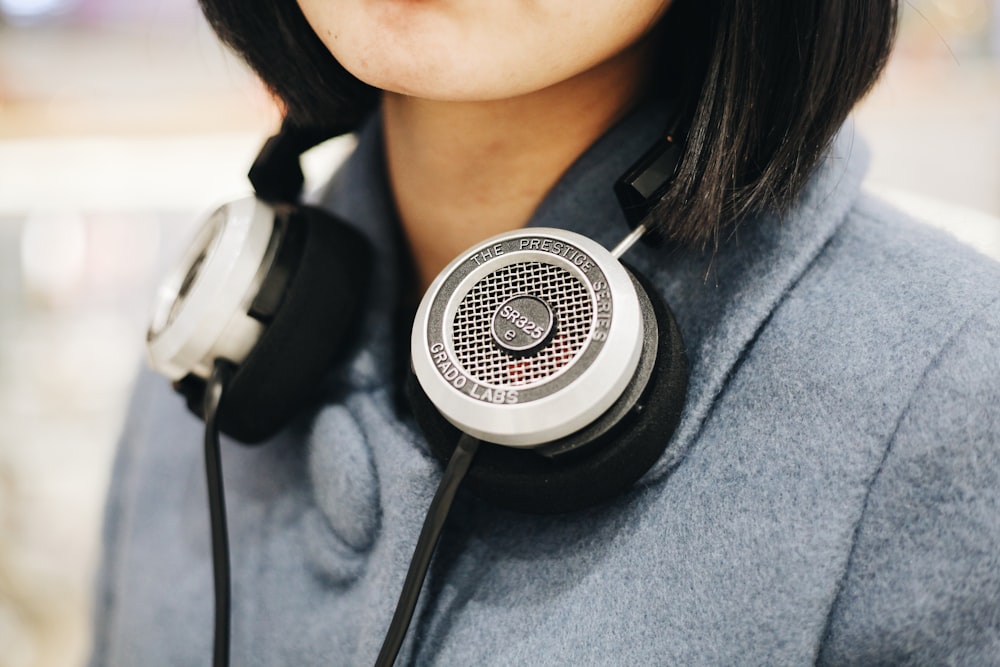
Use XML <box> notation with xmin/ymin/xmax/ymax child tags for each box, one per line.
<box><xmin>411</xmin><ymin>227</ymin><xmax>643</xmax><ymax>447</ymax></box>
<box><xmin>147</xmin><ymin>197</ymin><xmax>278</xmax><ymax>380</ymax></box>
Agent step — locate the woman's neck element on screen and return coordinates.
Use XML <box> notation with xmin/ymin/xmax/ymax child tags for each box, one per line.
<box><xmin>381</xmin><ymin>40</ymin><xmax>654</xmax><ymax>291</ymax></box>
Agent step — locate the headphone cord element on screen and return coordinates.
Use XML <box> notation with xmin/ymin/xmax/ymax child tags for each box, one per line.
<box><xmin>201</xmin><ymin>362</ymin><xmax>476</xmax><ymax>667</ymax></box>
<box><xmin>375</xmin><ymin>434</ymin><xmax>481</xmax><ymax>667</ymax></box>
<box><xmin>203</xmin><ymin>361</ymin><xmax>234</xmax><ymax>667</ymax></box>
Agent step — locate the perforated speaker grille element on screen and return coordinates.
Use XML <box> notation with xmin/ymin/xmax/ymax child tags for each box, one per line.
<box><xmin>452</xmin><ymin>261</ymin><xmax>593</xmax><ymax>387</ymax></box>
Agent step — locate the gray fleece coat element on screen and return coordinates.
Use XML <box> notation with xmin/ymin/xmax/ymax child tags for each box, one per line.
<box><xmin>91</xmin><ymin>103</ymin><xmax>1000</xmax><ymax>666</ymax></box>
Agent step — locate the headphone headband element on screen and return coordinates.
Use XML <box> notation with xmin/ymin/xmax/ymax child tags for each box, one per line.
<box><xmin>248</xmin><ymin>120</ymin><xmax>346</xmax><ymax>202</ymax></box>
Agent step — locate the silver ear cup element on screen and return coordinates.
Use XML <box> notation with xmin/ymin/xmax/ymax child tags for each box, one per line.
<box><xmin>411</xmin><ymin>228</ymin><xmax>644</xmax><ymax>447</ymax></box>
<box><xmin>147</xmin><ymin>197</ymin><xmax>280</xmax><ymax>381</ymax></box>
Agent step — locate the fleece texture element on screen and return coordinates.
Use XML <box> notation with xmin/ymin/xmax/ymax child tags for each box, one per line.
<box><xmin>90</xmin><ymin>102</ymin><xmax>1000</xmax><ymax>666</ymax></box>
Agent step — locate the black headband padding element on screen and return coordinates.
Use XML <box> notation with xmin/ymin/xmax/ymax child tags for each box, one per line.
<box><xmin>408</xmin><ymin>271</ymin><xmax>688</xmax><ymax>514</ymax></box>
<box><xmin>184</xmin><ymin>205</ymin><xmax>372</xmax><ymax>444</ymax></box>
<box><xmin>249</xmin><ymin>120</ymin><xmax>347</xmax><ymax>203</ymax></box>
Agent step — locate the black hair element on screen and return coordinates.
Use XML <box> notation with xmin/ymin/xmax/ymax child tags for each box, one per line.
<box><xmin>199</xmin><ymin>0</ymin><xmax>897</xmax><ymax>247</ymax></box>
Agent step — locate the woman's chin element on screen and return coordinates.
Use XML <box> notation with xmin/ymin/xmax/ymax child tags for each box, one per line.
<box><xmin>298</xmin><ymin>0</ymin><xmax>671</xmax><ymax>104</ymax></box>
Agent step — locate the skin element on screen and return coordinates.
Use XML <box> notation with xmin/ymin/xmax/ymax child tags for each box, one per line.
<box><xmin>296</xmin><ymin>0</ymin><xmax>672</xmax><ymax>289</ymax></box>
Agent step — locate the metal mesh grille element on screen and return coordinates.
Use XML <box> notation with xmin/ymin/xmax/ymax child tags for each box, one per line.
<box><xmin>452</xmin><ymin>261</ymin><xmax>594</xmax><ymax>387</ymax></box>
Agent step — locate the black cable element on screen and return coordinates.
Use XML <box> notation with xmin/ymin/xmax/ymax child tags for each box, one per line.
<box><xmin>203</xmin><ymin>361</ymin><xmax>233</xmax><ymax>667</ymax></box>
<box><xmin>375</xmin><ymin>434</ymin><xmax>481</xmax><ymax>667</ymax></box>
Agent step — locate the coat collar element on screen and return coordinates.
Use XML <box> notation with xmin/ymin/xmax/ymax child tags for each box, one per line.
<box><xmin>632</xmin><ymin>126</ymin><xmax>870</xmax><ymax>480</ymax></box>
<box><xmin>318</xmin><ymin>103</ymin><xmax>870</xmax><ymax>480</ymax></box>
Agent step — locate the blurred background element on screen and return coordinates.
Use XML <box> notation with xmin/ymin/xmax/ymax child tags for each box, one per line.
<box><xmin>0</xmin><ymin>1</ymin><xmax>998</xmax><ymax>666</ymax></box>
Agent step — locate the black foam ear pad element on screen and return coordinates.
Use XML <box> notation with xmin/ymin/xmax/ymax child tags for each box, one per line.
<box><xmin>408</xmin><ymin>269</ymin><xmax>687</xmax><ymax>514</ymax></box>
<box><xmin>179</xmin><ymin>205</ymin><xmax>372</xmax><ymax>443</ymax></box>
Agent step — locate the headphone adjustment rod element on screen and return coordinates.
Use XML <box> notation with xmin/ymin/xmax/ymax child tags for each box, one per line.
<box><xmin>610</xmin><ymin>223</ymin><xmax>648</xmax><ymax>260</ymax></box>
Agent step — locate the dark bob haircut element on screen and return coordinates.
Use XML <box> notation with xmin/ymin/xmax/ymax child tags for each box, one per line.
<box><xmin>199</xmin><ymin>0</ymin><xmax>897</xmax><ymax>248</ymax></box>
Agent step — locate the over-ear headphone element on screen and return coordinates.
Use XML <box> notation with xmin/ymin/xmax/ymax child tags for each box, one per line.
<box><xmin>147</xmin><ymin>121</ymin><xmax>373</xmax><ymax>443</ymax></box>
<box><xmin>148</xmin><ymin>119</ymin><xmax>688</xmax><ymax>510</ymax></box>
<box><xmin>407</xmin><ymin>227</ymin><xmax>687</xmax><ymax>513</ymax></box>
<box><xmin>146</xmin><ymin>117</ymin><xmax>689</xmax><ymax>667</ymax></box>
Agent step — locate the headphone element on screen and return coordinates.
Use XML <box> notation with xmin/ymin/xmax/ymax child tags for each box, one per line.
<box><xmin>147</xmin><ymin>123</ymin><xmax>372</xmax><ymax>443</ymax></box>
<box><xmin>145</xmin><ymin>116</ymin><xmax>689</xmax><ymax>665</ymax></box>
<box><xmin>147</xmin><ymin>119</ymin><xmax>688</xmax><ymax>512</ymax></box>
